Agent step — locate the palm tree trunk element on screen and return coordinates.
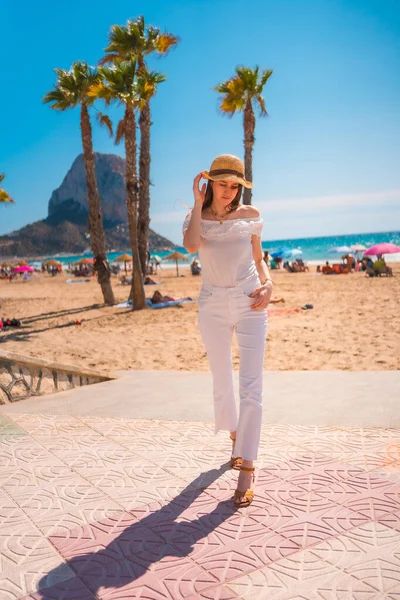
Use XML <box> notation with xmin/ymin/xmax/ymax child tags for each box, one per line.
<box><xmin>124</xmin><ymin>103</ymin><xmax>146</xmax><ymax>310</ymax></box>
<box><xmin>243</xmin><ymin>99</ymin><xmax>255</xmax><ymax>205</ymax></box>
<box><xmin>80</xmin><ymin>103</ymin><xmax>115</xmax><ymax>305</ymax></box>
<box><xmin>138</xmin><ymin>100</ymin><xmax>151</xmax><ymax>276</ymax></box>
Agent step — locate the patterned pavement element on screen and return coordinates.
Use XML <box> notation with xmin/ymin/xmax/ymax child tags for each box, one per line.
<box><xmin>0</xmin><ymin>412</ymin><xmax>400</xmax><ymax>599</ymax></box>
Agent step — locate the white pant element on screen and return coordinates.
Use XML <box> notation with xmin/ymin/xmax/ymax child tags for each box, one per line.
<box><xmin>198</xmin><ymin>281</ymin><xmax>268</xmax><ymax>461</ymax></box>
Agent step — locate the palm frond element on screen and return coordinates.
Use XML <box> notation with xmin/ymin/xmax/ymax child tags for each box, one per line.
<box><xmin>98</xmin><ymin>53</ymin><xmax>121</xmax><ymax>66</ymax></box>
<box><xmin>214</xmin><ymin>80</ymin><xmax>233</xmax><ymax>95</ymax></box>
<box><xmin>0</xmin><ymin>189</ymin><xmax>14</xmax><ymax>204</ymax></box>
<box><xmin>219</xmin><ymin>94</ymin><xmax>245</xmax><ymax>115</ymax></box>
<box><xmin>102</xmin><ymin>16</ymin><xmax>178</xmax><ymax>67</ymax></box>
<box><xmin>143</xmin><ymin>23</ymin><xmax>160</xmax><ymax>56</ymax></box>
<box><xmin>259</xmin><ymin>68</ymin><xmax>273</xmax><ymax>89</ymax></box>
<box><xmin>104</xmin><ymin>24</ymin><xmax>139</xmax><ymax>57</ymax></box>
<box><xmin>115</xmin><ymin>118</ymin><xmax>126</xmax><ymax>144</ymax></box>
<box><xmin>155</xmin><ymin>33</ymin><xmax>179</xmax><ymax>54</ymax></box>
<box><xmin>98</xmin><ymin>61</ymin><xmax>138</xmax><ymax>106</ymax></box>
<box><xmin>219</xmin><ymin>98</ymin><xmax>236</xmax><ymax>116</ymax></box>
<box><xmin>236</xmin><ymin>65</ymin><xmax>259</xmax><ymax>92</ymax></box>
<box><xmin>96</xmin><ymin>112</ymin><xmax>113</xmax><ymax>136</ymax></box>
<box><xmin>43</xmin><ymin>62</ymin><xmax>102</xmax><ymax>109</ymax></box>
<box><xmin>215</xmin><ymin>65</ymin><xmax>272</xmax><ymax>117</ymax></box>
<box><xmin>0</xmin><ymin>173</ymin><xmax>14</xmax><ymax>204</ymax></box>
<box><xmin>42</xmin><ymin>87</ymin><xmax>73</xmax><ymax>110</ymax></box>
<box><xmin>136</xmin><ymin>69</ymin><xmax>166</xmax><ymax>103</ymax></box>
<box><xmin>215</xmin><ymin>76</ymin><xmax>245</xmax><ymax>100</ymax></box>
<box><xmin>257</xmin><ymin>95</ymin><xmax>268</xmax><ymax>116</ymax></box>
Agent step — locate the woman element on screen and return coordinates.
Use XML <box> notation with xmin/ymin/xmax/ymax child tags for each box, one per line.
<box><xmin>182</xmin><ymin>154</ymin><xmax>273</xmax><ymax>507</ymax></box>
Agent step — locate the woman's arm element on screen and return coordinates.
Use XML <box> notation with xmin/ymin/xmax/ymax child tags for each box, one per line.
<box><xmin>183</xmin><ymin>203</ymin><xmax>202</xmax><ymax>253</ymax></box>
<box><xmin>252</xmin><ymin>236</ymin><xmax>273</xmax><ymax>286</ymax></box>
<box><xmin>249</xmin><ymin>233</ymin><xmax>274</xmax><ymax>310</ymax></box>
<box><xmin>182</xmin><ymin>174</ymin><xmax>206</xmax><ymax>253</ymax></box>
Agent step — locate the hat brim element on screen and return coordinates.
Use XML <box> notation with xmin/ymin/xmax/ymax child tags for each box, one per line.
<box><xmin>201</xmin><ymin>170</ymin><xmax>253</xmax><ymax>189</ymax></box>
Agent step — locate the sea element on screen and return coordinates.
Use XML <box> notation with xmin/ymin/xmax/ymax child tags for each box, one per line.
<box><xmin>44</xmin><ymin>230</ymin><xmax>400</xmax><ymax>267</ymax></box>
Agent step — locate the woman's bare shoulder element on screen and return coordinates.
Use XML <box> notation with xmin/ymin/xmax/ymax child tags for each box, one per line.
<box><xmin>237</xmin><ymin>205</ymin><xmax>261</xmax><ymax>218</ymax></box>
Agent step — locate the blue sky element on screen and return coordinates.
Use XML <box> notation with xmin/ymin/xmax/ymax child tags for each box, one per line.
<box><xmin>1</xmin><ymin>0</ymin><xmax>399</xmax><ymax>246</ymax></box>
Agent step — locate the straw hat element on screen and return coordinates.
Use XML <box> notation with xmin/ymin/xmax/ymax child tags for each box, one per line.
<box><xmin>201</xmin><ymin>154</ymin><xmax>252</xmax><ymax>189</ymax></box>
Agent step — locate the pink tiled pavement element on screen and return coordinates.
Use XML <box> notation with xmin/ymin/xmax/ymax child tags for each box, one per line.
<box><xmin>0</xmin><ymin>413</ymin><xmax>399</xmax><ymax>599</ymax></box>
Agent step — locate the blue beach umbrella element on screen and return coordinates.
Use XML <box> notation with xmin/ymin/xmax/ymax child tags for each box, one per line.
<box><xmin>270</xmin><ymin>247</ymin><xmax>291</xmax><ymax>259</ymax></box>
<box><xmin>284</xmin><ymin>248</ymin><xmax>303</xmax><ymax>259</ymax></box>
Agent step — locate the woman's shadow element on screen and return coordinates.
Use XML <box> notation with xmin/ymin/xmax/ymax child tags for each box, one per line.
<box><xmin>35</xmin><ymin>463</ymin><xmax>240</xmax><ymax>598</ymax></box>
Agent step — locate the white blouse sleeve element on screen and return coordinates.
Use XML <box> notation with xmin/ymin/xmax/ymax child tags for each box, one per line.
<box><xmin>251</xmin><ymin>217</ymin><xmax>264</xmax><ymax>237</ymax></box>
<box><xmin>182</xmin><ymin>211</ymin><xmax>192</xmax><ymax>236</ymax></box>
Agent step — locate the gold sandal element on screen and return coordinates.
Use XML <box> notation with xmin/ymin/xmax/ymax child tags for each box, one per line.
<box><xmin>233</xmin><ymin>466</ymin><xmax>255</xmax><ymax>507</ymax></box>
<box><xmin>229</xmin><ymin>434</ymin><xmax>243</xmax><ymax>470</ymax></box>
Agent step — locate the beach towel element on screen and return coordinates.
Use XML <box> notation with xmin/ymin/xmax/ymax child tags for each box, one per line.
<box><xmin>146</xmin><ymin>298</ymin><xmax>196</xmax><ymax>309</ymax></box>
<box><xmin>66</xmin><ymin>279</ymin><xmax>91</xmax><ymax>284</ymax></box>
<box><xmin>116</xmin><ymin>298</ymin><xmax>197</xmax><ymax>309</ymax></box>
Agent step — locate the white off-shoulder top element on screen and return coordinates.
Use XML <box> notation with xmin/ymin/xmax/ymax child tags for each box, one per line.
<box><xmin>182</xmin><ymin>212</ymin><xmax>264</xmax><ymax>289</ymax></box>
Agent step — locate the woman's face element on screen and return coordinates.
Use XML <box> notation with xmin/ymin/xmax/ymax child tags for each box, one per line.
<box><xmin>212</xmin><ymin>180</ymin><xmax>239</xmax><ymax>206</ymax></box>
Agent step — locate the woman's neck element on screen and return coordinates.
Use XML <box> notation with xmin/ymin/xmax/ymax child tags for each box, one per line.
<box><xmin>211</xmin><ymin>201</ymin><xmax>232</xmax><ymax>216</ymax></box>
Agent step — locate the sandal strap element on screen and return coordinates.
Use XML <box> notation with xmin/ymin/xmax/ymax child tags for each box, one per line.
<box><xmin>234</xmin><ymin>489</ymin><xmax>254</xmax><ymax>498</ymax></box>
<box><xmin>233</xmin><ymin>489</ymin><xmax>254</xmax><ymax>506</ymax></box>
<box><xmin>240</xmin><ymin>466</ymin><xmax>255</xmax><ymax>472</ymax></box>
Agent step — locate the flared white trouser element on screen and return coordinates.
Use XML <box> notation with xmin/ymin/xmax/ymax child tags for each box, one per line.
<box><xmin>197</xmin><ymin>282</ymin><xmax>268</xmax><ymax>461</ymax></box>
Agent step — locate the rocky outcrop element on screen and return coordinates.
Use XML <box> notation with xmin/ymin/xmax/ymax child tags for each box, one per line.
<box><xmin>0</xmin><ymin>153</ymin><xmax>174</xmax><ymax>257</ymax></box>
<box><xmin>48</xmin><ymin>153</ymin><xmax>127</xmax><ymax>225</ymax></box>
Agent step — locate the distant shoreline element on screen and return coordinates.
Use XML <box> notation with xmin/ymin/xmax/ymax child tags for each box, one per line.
<box><xmin>1</xmin><ymin>230</ymin><xmax>399</xmax><ymax>263</ymax></box>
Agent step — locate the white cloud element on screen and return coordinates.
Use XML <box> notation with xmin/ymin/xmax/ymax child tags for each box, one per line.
<box><xmin>150</xmin><ymin>188</ymin><xmax>400</xmax><ymax>225</ymax></box>
<box><xmin>256</xmin><ymin>189</ymin><xmax>400</xmax><ymax>214</ymax></box>
<box><xmin>151</xmin><ymin>209</ymin><xmax>191</xmax><ymax>223</ymax></box>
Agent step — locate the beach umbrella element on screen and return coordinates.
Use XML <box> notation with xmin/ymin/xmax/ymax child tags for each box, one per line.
<box><xmin>73</xmin><ymin>258</ymin><xmax>94</xmax><ymax>272</ymax></box>
<box><xmin>328</xmin><ymin>245</ymin><xmax>351</xmax><ymax>254</ymax></box>
<box><xmin>270</xmin><ymin>247</ymin><xmax>291</xmax><ymax>259</ymax></box>
<box><xmin>17</xmin><ymin>260</ymin><xmax>29</xmax><ymax>266</ymax></box>
<box><xmin>74</xmin><ymin>257</ymin><xmax>94</xmax><ymax>265</ymax></box>
<box><xmin>13</xmin><ymin>265</ymin><xmax>34</xmax><ymax>273</ymax></box>
<box><xmin>1</xmin><ymin>261</ymin><xmax>14</xmax><ymax>268</ymax></box>
<box><xmin>282</xmin><ymin>248</ymin><xmax>303</xmax><ymax>259</ymax></box>
<box><xmin>114</xmin><ymin>253</ymin><xmax>132</xmax><ymax>274</ymax></box>
<box><xmin>350</xmin><ymin>244</ymin><xmax>367</xmax><ymax>253</ymax></box>
<box><xmin>44</xmin><ymin>259</ymin><xmax>62</xmax><ymax>269</ymax></box>
<box><xmin>162</xmin><ymin>251</ymin><xmax>189</xmax><ymax>277</ymax></box>
<box><xmin>364</xmin><ymin>243</ymin><xmax>400</xmax><ymax>257</ymax></box>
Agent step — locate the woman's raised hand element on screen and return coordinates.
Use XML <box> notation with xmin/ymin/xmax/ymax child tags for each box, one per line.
<box><xmin>193</xmin><ymin>173</ymin><xmax>206</xmax><ymax>205</ymax></box>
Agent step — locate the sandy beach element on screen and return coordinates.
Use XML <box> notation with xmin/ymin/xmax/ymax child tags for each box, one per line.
<box><xmin>1</xmin><ymin>264</ymin><xmax>399</xmax><ymax>374</ymax></box>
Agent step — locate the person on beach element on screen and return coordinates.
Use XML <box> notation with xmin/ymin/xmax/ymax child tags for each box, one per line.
<box><xmin>182</xmin><ymin>154</ymin><xmax>273</xmax><ymax>507</ymax></box>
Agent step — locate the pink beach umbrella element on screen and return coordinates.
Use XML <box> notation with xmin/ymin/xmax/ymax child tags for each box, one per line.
<box><xmin>13</xmin><ymin>265</ymin><xmax>34</xmax><ymax>273</ymax></box>
<box><xmin>364</xmin><ymin>243</ymin><xmax>400</xmax><ymax>257</ymax></box>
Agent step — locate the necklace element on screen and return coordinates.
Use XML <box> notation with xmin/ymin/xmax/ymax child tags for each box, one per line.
<box><xmin>210</xmin><ymin>205</ymin><xmax>229</xmax><ymax>225</ymax></box>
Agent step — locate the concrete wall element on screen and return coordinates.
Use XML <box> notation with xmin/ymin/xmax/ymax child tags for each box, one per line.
<box><xmin>0</xmin><ymin>349</ymin><xmax>113</xmax><ymax>404</ymax></box>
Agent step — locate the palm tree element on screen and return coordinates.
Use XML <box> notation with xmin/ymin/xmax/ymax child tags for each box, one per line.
<box><xmin>95</xmin><ymin>61</ymin><xmax>146</xmax><ymax>310</ymax></box>
<box><xmin>43</xmin><ymin>62</ymin><xmax>115</xmax><ymax>305</ymax></box>
<box><xmin>100</xmin><ymin>16</ymin><xmax>178</xmax><ymax>274</ymax></box>
<box><xmin>0</xmin><ymin>174</ymin><xmax>14</xmax><ymax>204</ymax></box>
<box><xmin>214</xmin><ymin>66</ymin><xmax>273</xmax><ymax>205</ymax></box>
<box><xmin>136</xmin><ymin>69</ymin><xmax>166</xmax><ymax>274</ymax></box>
